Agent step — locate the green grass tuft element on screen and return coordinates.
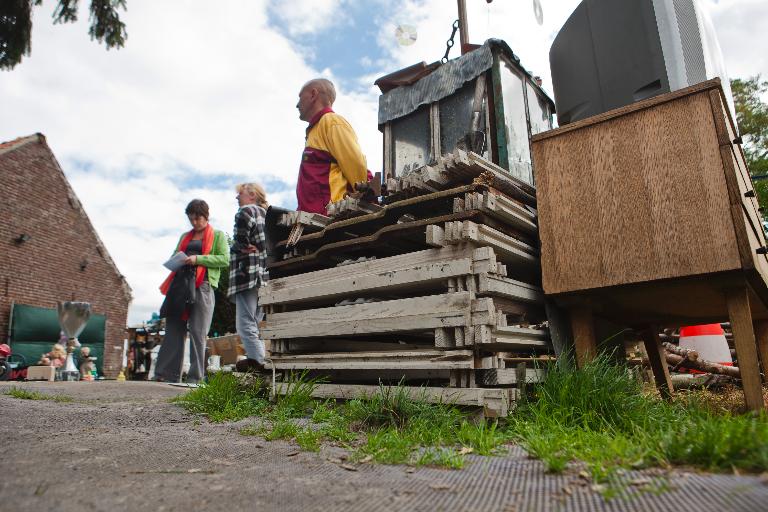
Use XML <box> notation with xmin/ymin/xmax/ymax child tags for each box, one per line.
<box><xmin>271</xmin><ymin>371</ymin><xmax>322</xmax><ymax>418</ymax></box>
<box><xmin>346</xmin><ymin>383</ymin><xmax>507</xmax><ymax>468</ymax></box>
<box><xmin>4</xmin><ymin>387</ymin><xmax>73</xmax><ymax>402</ymax></box>
<box><xmin>415</xmin><ymin>447</ymin><xmax>466</xmax><ymax>469</ymax></box>
<box><xmin>295</xmin><ymin>427</ymin><xmax>322</xmax><ymax>452</ymax></box>
<box><xmin>172</xmin><ymin>372</ymin><xmax>268</xmax><ymax>422</ymax></box>
<box><xmin>506</xmin><ymin>354</ymin><xmax>768</xmax><ymax>490</ymax></box>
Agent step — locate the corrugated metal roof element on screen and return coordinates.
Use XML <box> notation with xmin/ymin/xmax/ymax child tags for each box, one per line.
<box><xmin>378</xmin><ymin>39</ymin><xmax>553</xmax><ymax>125</ymax></box>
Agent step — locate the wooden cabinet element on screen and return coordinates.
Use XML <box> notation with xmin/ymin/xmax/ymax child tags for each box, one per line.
<box><xmin>532</xmin><ymin>79</ymin><xmax>768</xmax><ymax>322</ymax></box>
<box><xmin>531</xmin><ymin>79</ymin><xmax>768</xmax><ymax>410</ymax></box>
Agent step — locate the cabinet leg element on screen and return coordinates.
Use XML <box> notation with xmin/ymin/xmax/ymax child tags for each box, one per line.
<box><xmin>570</xmin><ymin>306</ymin><xmax>597</xmax><ymax>368</ymax></box>
<box><xmin>726</xmin><ymin>288</ymin><xmax>765</xmax><ymax>412</ymax></box>
<box><xmin>641</xmin><ymin>327</ymin><xmax>674</xmax><ymax>399</ymax></box>
<box><xmin>754</xmin><ymin>320</ymin><xmax>768</xmax><ymax>384</ymax></box>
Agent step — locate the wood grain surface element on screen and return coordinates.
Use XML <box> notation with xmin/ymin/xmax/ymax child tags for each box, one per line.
<box><xmin>534</xmin><ymin>85</ymin><xmax>742</xmax><ymax>295</ymax></box>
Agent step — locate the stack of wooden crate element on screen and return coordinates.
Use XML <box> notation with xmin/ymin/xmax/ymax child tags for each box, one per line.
<box><xmin>260</xmin><ymin>150</ymin><xmax>551</xmax><ymax>416</ymax></box>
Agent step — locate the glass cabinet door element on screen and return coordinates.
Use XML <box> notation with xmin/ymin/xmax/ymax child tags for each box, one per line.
<box><xmin>391</xmin><ymin>105</ymin><xmax>431</xmax><ymax>177</ymax></box>
<box><xmin>527</xmin><ymin>82</ymin><xmax>553</xmax><ymax>136</ymax></box>
<box><xmin>440</xmin><ymin>80</ymin><xmax>487</xmax><ymax>157</ymax></box>
<box><xmin>500</xmin><ymin>62</ymin><xmax>533</xmax><ymax>184</ymax></box>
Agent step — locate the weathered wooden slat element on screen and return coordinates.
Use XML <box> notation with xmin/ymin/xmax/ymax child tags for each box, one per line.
<box><xmin>442</xmin><ymin>149</ymin><xmax>537</xmax><ymax>206</ymax></box>
<box><xmin>278</xmin><ymin>211</ymin><xmax>330</xmax><ymax>228</ymax></box>
<box><xmin>434</xmin><ymin>327</ymin><xmax>455</xmax><ymax>348</ymax></box>
<box><xmin>427</xmin><ymin>221</ymin><xmax>538</xmax><ymax>267</ymax></box>
<box><xmin>271</xmin><ymin>349</ymin><xmax>474</xmax><ymax>370</ymax></box>
<box><xmin>326</xmin><ymin>196</ymin><xmax>383</xmax><ymax>218</ymax></box>
<box><xmin>455</xmin><ymin>191</ymin><xmax>538</xmax><ymax>235</ymax></box>
<box><xmin>260</xmin><ymin>246</ymin><xmax>497</xmax><ymax>306</ymax></box>
<box><xmin>273</xmin><ymin>382</ymin><xmax>517</xmax><ymax>417</ymax></box>
<box><xmin>269</xmin><ymin>210</ymin><xmax>484</xmax><ymax>277</ymax></box>
<box><xmin>262</xmin><ymin>292</ymin><xmax>474</xmax><ymax>339</ymax></box>
<box><xmin>476</xmin><ymin>367</ymin><xmax>547</xmax><ymax>386</ymax></box>
<box><xmin>270</xmin><ymin>338</ymin><xmax>431</xmax><ymax>354</ymax></box>
<box><xmin>278</xmin><ymin>185</ymin><xmax>479</xmax><ymax>249</ymax></box>
<box><xmin>473</xmin><ymin>325</ymin><xmax>551</xmax><ymax>350</ymax></box>
<box><xmin>476</xmin><ymin>273</ymin><xmax>544</xmax><ymax>304</ymax></box>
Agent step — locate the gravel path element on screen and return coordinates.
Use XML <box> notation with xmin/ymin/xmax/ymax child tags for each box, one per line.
<box><xmin>1</xmin><ymin>380</ymin><xmax>766</xmax><ymax>512</ymax></box>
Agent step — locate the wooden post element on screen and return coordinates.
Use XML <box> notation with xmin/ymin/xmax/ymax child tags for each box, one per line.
<box><xmin>457</xmin><ymin>0</ymin><xmax>469</xmax><ymax>53</ymax></box>
<box><xmin>641</xmin><ymin>327</ymin><xmax>674</xmax><ymax>399</ymax></box>
<box><xmin>570</xmin><ymin>305</ymin><xmax>597</xmax><ymax>368</ymax></box>
<box><xmin>754</xmin><ymin>320</ymin><xmax>768</xmax><ymax>383</ymax></box>
<box><xmin>726</xmin><ymin>288</ymin><xmax>765</xmax><ymax>411</ymax></box>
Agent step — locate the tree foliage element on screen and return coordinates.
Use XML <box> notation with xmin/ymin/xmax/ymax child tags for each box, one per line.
<box><xmin>732</xmin><ymin>76</ymin><xmax>768</xmax><ymax>173</ymax></box>
<box><xmin>0</xmin><ymin>0</ymin><xmax>127</xmax><ymax>70</ymax></box>
<box><xmin>732</xmin><ymin>76</ymin><xmax>768</xmax><ymax>219</ymax></box>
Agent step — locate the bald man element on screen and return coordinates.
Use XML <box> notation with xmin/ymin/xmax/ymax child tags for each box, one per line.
<box><xmin>295</xmin><ymin>78</ymin><xmax>369</xmax><ymax>214</ymax></box>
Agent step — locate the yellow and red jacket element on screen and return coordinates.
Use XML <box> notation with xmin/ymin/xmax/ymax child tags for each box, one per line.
<box><xmin>297</xmin><ymin>108</ymin><xmax>369</xmax><ymax>214</ymax></box>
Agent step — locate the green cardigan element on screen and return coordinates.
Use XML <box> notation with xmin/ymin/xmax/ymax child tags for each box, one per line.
<box><xmin>172</xmin><ymin>229</ymin><xmax>229</xmax><ymax>289</ymax></box>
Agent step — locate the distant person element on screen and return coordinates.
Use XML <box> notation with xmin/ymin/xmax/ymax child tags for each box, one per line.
<box><xmin>156</xmin><ymin>199</ymin><xmax>229</xmax><ymax>384</ymax></box>
<box><xmin>227</xmin><ymin>183</ymin><xmax>269</xmax><ymax>372</ymax></box>
<box><xmin>295</xmin><ymin>78</ymin><xmax>370</xmax><ymax>214</ymax></box>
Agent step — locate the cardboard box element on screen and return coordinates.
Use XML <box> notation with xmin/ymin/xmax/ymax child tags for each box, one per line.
<box><xmin>27</xmin><ymin>366</ymin><xmax>55</xmax><ymax>382</ymax></box>
<box><xmin>207</xmin><ymin>334</ymin><xmax>244</xmax><ymax>365</ymax></box>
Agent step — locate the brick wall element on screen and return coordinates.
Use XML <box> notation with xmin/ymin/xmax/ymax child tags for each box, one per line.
<box><xmin>0</xmin><ymin>135</ymin><xmax>131</xmax><ymax>378</ymax></box>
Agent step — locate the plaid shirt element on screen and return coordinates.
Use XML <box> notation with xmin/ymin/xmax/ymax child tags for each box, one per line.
<box><xmin>227</xmin><ymin>204</ymin><xmax>269</xmax><ymax>297</ymax></box>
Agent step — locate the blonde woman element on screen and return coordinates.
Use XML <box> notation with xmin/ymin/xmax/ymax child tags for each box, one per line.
<box><xmin>228</xmin><ymin>183</ymin><xmax>269</xmax><ymax>372</ymax></box>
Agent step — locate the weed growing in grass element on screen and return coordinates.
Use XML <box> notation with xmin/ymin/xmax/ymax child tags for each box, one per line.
<box><xmin>358</xmin><ymin>427</ymin><xmax>415</xmax><ymax>464</ymax></box>
<box><xmin>172</xmin><ymin>372</ymin><xmax>268</xmax><ymax>422</ymax></box>
<box><xmin>238</xmin><ymin>424</ymin><xmax>264</xmax><ymax>437</ymax></box>
<box><xmin>456</xmin><ymin>420</ymin><xmax>508</xmax><ymax>456</ymax></box>
<box><xmin>317</xmin><ymin>412</ymin><xmax>357</xmax><ymax>444</ymax></box>
<box><xmin>345</xmin><ymin>382</ymin><xmax>432</xmax><ymax>428</ymax></box>
<box><xmin>271</xmin><ymin>371</ymin><xmax>322</xmax><ymax>418</ymax></box>
<box><xmin>344</xmin><ymin>383</ymin><xmax>511</xmax><ymax>468</ymax></box>
<box><xmin>661</xmin><ymin>406</ymin><xmax>768</xmax><ymax>472</ymax></box>
<box><xmin>507</xmin><ymin>354</ymin><xmax>768</xmax><ymax>492</ymax></box>
<box><xmin>295</xmin><ymin>427</ymin><xmax>322</xmax><ymax>452</ymax></box>
<box><xmin>264</xmin><ymin>419</ymin><xmax>299</xmax><ymax>441</ymax></box>
<box><xmin>4</xmin><ymin>387</ymin><xmax>73</xmax><ymax>402</ymax></box>
<box><xmin>311</xmin><ymin>400</ymin><xmax>337</xmax><ymax>423</ymax></box>
<box><xmin>416</xmin><ymin>447</ymin><xmax>465</xmax><ymax>469</ymax></box>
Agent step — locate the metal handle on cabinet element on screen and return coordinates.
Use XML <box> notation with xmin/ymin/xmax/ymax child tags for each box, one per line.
<box><xmin>733</xmin><ymin>135</ymin><xmax>743</xmax><ymax>145</ymax></box>
<box><xmin>745</xmin><ymin>190</ymin><xmax>756</xmax><ymax>198</ymax></box>
<box><xmin>757</xmin><ymin>247</ymin><xmax>768</xmax><ymax>255</ymax></box>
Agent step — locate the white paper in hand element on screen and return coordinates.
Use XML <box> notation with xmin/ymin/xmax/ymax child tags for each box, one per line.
<box><xmin>163</xmin><ymin>251</ymin><xmax>188</xmax><ymax>271</ymax></box>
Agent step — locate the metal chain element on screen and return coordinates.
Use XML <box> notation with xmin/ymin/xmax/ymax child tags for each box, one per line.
<box><xmin>441</xmin><ymin>20</ymin><xmax>460</xmax><ymax>64</ymax></box>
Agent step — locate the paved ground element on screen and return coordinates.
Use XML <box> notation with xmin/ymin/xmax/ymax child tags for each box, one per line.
<box><xmin>1</xmin><ymin>380</ymin><xmax>767</xmax><ymax>512</ymax></box>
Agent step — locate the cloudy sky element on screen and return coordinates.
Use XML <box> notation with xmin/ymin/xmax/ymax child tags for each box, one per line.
<box><xmin>2</xmin><ymin>0</ymin><xmax>767</xmax><ymax>325</ymax></box>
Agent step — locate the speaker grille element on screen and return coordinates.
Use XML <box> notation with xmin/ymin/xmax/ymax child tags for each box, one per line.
<box><xmin>673</xmin><ymin>0</ymin><xmax>706</xmax><ymax>84</ymax></box>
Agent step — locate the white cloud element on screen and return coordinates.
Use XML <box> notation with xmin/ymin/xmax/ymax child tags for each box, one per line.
<box><xmin>708</xmin><ymin>0</ymin><xmax>768</xmax><ymax>84</ymax></box>
<box><xmin>270</xmin><ymin>0</ymin><xmax>346</xmax><ymax>36</ymax></box>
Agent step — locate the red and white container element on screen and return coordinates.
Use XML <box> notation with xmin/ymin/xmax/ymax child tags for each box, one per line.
<box><xmin>678</xmin><ymin>324</ymin><xmax>732</xmax><ymax>371</ymax></box>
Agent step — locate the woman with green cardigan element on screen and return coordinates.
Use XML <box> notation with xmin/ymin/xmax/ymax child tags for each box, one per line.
<box><xmin>155</xmin><ymin>199</ymin><xmax>229</xmax><ymax>384</ymax></box>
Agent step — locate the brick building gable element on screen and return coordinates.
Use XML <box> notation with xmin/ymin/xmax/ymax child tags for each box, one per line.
<box><xmin>0</xmin><ymin>134</ymin><xmax>132</xmax><ymax>377</ymax></box>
